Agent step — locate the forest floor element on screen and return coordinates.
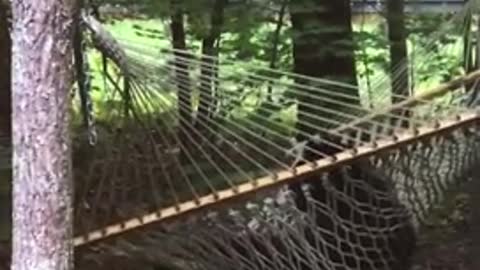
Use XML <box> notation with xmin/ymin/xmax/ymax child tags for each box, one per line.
<box><xmin>412</xmin><ymin>169</ymin><xmax>480</xmax><ymax>270</ymax></box>
<box><xmin>1</xmin><ymin>171</ymin><xmax>480</xmax><ymax>270</ymax></box>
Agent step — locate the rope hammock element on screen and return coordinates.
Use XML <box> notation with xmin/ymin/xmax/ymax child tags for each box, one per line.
<box><xmin>62</xmin><ymin>1</ymin><xmax>480</xmax><ymax>270</ymax></box>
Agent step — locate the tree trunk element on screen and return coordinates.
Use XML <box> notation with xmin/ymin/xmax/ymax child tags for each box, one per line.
<box><xmin>0</xmin><ymin>2</ymin><xmax>10</xmax><ymax>137</ymax></box>
<box><xmin>254</xmin><ymin>0</ymin><xmax>287</xmax><ymax>127</ymax></box>
<box><xmin>10</xmin><ymin>0</ymin><xmax>74</xmax><ymax>269</ymax></box>
<box><xmin>198</xmin><ymin>0</ymin><xmax>226</xmax><ymax>123</ymax></box>
<box><xmin>463</xmin><ymin>9</ymin><xmax>474</xmax><ymax>74</ymax></box>
<box><xmin>267</xmin><ymin>0</ymin><xmax>287</xmax><ymax>101</ymax></box>
<box><xmin>463</xmin><ymin>1</ymin><xmax>480</xmax><ymax>105</ymax></box>
<box><xmin>387</xmin><ymin>0</ymin><xmax>410</xmax><ymax>128</ymax></box>
<box><xmin>290</xmin><ymin>0</ymin><xmax>359</xmax><ymax>139</ymax></box>
<box><xmin>387</xmin><ymin>0</ymin><xmax>409</xmax><ymax>104</ymax></box>
<box><xmin>170</xmin><ymin>0</ymin><xmax>192</xmax><ymax>129</ymax></box>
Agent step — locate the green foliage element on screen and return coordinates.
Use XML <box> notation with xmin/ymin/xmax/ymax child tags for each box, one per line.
<box><xmin>408</xmin><ymin>13</ymin><xmax>464</xmax><ymax>86</ymax></box>
<box><xmin>354</xmin><ymin>22</ymin><xmax>390</xmax><ymax>92</ymax></box>
<box><xmin>83</xmin><ymin>2</ymin><xmax>467</xmax><ymax>134</ymax></box>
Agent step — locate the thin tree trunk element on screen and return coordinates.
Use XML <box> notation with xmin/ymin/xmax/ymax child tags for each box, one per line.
<box><xmin>387</xmin><ymin>0</ymin><xmax>410</xmax><ymax>128</ymax></box>
<box><xmin>170</xmin><ymin>0</ymin><xmax>192</xmax><ymax>129</ymax></box>
<box><xmin>10</xmin><ymin>0</ymin><xmax>74</xmax><ymax>269</ymax></box>
<box><xmin>290</xmin><ymin>0</ymin><xmax>359</xmax><ymax>139</ymax></box>
<box><xmin>463</xmin><ymin>9</ymin><xmax>474</xmax><ymax>74</ymax></box>
<box><xmin>198</xmin><ymin>0</ymin><xmax>226</xmax><ymax>123</ymax></box>
<box><xmin>210</xmin><ymin>39</ymin><xmax>221</xmax><ymax>117</ymax></box>
<box><xmin>387</xmin><ymin>0</ymin><xmax>409</xmax><ymax>103</ymax></box>
<box><xmin>255</xmin><ymin>0</ymin><xmax>287</xmax><ymax>130</ymax></box>
<box><xmin>463</xmin><ymin>3</ymin><xmax>480</xmax><ymax>105</ymax></box>
<box><xmin>0</xmin><ymin>2</ymin><xmax>10</xmax><ymax>137</ymax></box>
<box><xmin>266</xmin><ymin>0</ymin><xmax>287</xmax><ymax>102</ymax></box>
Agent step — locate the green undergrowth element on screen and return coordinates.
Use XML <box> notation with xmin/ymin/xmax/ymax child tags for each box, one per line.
<box><xmin>73</xmin><ymin>14</ymin><xmax>466</xmax><ymax>133</ymax></box>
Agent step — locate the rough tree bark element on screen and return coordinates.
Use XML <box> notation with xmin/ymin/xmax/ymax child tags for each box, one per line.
<box><xmin>387</xmin><ymin>0</ymin><xmax>409</xmax><ymax>104</ymax></box>
<box><xmin>10</xmin><ymin>0</ymin><xmax>74</xmax><ymax>269</ymax></box>
<box><xmin>0</xmin><ymin>2</ymin><xmax>10</xmax><ymax>137</ymax></box>
<box><xmin>290</xmin><ymin>0</ymin><xmax>359</xmax><ymax>139</ymax></box>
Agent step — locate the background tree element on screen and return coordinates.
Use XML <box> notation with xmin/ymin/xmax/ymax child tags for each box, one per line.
<box><xmin>10</xmin><ymin>0</ymin><xmax>75</xmax><ymax>269</ymax></box>
<box><xmin>170</xmin><ymin>0</ymin><xmax>192</xmax><ymax>136</ymax></box>
<box><xmin>266</xmin><ymin>0</ymin><xmax>288</xmax><ymax>102</ymax></box>
<box><xmin>290</xmin><ymin>0</ymin><xmax>359</xmax><ymax>139</ymax></box>
<box><xmin>387</xmin><ymin>0</ymin><xmax>410</xmax><ymax>104</ymax></box>
<box><xmin>250</xmin><ymin>0</ymin><xmax>289</xmax><ymax>128</ymax></box>
<box><xmin>462</xmin><ymin>0</ymin><xmax>480</xmax><ymax>103</ymax></box>
<box><xmin>463</xmin><ymin>0</ymin><xmax>474</xmax><ymax>74</ymax></box>
<box><xmin>197</xmin><ymin>0</ymin><xmax>226</xmax><ymax>123</ymax></box>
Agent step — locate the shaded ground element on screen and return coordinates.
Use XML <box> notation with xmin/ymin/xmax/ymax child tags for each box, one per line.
<box><xmin>1</xmin><ymin>171</ymin><xmax>480</xmax><ymax>270</ymax></box>
<box><xmin>412</xmin><ymin>170</ymin><xmax>480</xmax><ymax>270</ymax></box>
<box><xmin>466</xmin><ymin>172</ymin><xmax>480</xmax><ymax>269</ymax></box>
